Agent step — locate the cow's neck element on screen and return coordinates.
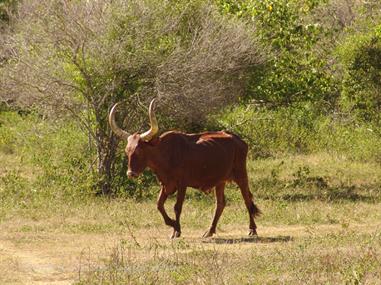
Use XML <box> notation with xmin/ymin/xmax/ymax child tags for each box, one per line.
<box><xmin>145</xmin><ymin>141</ymin><xmax>170</xmax><ymax>184</ymax></box>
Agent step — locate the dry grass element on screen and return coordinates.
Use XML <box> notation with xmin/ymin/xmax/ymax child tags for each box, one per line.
<box><xmin>0</xmin><ymin>193</ymin><xmax>381</xmax><ymax>284</ymax></box>
<box><xmin>77</xmin><ymin>227</ymin><xmax>381</xmax><ymax>284</ymax></box>
<box><xmin>1</xmin><ymin>217</ymin><xmax>380</xmax><ymax>284</ymax></box>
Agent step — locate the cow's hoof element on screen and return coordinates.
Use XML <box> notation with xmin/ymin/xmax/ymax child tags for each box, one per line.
<box><xmin>171</xmin><ymin>230</ymin><xmax>181</xmax><ymax>239</ymax></box>
<box><xmin>202</xmin><ymin>230</ymin><xmax>214</xmax><ymax>238</ymax></box>
<box><xmin>248</xmin><ymin>229</ymin><xmax>258</xmax><ymax>237</ymax></box>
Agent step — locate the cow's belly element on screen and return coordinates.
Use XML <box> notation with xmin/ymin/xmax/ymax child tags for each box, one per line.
<box><xmin>181</xmin><ymin>153</ymin><xmax>234</xmax><ymax>189</ymax></box>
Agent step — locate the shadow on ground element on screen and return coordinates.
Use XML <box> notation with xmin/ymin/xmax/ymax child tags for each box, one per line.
<box><xmin>202</xmin><ymin>235</ymin><xmax>293</xmax><ymax>244</ymax></box>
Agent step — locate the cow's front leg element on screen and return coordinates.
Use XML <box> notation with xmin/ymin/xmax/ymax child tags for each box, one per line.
<box><xmin>172</xmin><ymin>187</ymin><xmax>186</xmax><ymax>238</ymax></box>
<box><xmin>157</xmin><ymin>186</ymin><xmax>177</xmax><ymax>237</ymax></box>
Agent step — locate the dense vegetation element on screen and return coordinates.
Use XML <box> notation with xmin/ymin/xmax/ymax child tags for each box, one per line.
<box><xmin>1</xmin><ymin>0</ymin><xmax>380</xmax><ymax>196</ymax></box>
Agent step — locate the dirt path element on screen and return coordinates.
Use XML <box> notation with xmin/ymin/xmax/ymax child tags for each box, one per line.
<box><xmin>0</xmin><ymin>222</ymin><xmax>380</xmax><ymax>284</ymax></box>
<box><xmin>0</xmin><ymin>240</ymin><xmax>74</xmax><ymax>284</ymax></box>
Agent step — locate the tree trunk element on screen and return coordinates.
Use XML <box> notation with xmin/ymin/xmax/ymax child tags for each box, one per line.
<box><xmin>95</xmin><ymin>128</ymin><xmax>118</xmax><ymax>195</ymax></box>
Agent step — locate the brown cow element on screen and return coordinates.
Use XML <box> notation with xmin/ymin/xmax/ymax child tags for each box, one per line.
<box><xmin>109</xmin><ymin>99</ymin><xmax>260</xmax><ymax>238</ymax></box>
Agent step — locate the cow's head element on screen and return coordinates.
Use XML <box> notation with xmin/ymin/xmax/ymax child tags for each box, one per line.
<box><xmin>108</xmin><ymin>99</ymin><xmax>158</xmax><ymax>179</ymax></box>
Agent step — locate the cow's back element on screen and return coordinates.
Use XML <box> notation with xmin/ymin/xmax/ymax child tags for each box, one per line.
<box><xmin>159</xmin><ymin>131</ymin><xmax>247</xmax><ymax>190</ymax></box>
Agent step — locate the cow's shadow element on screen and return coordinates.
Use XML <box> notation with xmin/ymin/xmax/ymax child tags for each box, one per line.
<box><xmin>202</xmin><ymin>235</ymin><xmax>293</xmax><ymax>244</ymax></box>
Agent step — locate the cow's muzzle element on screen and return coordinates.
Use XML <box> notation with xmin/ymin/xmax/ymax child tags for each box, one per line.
<box><xmin>127</xmin><ymin>170</ymin><xmax>139</xmax><ymax>179</ymax></box>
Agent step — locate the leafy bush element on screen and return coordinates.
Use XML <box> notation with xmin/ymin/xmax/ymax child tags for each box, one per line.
<box><xmin>337</xmin><ymin>23</ymin><xmax>381</xmax><ymax>122</ymax></box>
<box><xmin>218</xmin><ymin>0</ymin><xmax>338</xmax><ymax>107</ymax></box>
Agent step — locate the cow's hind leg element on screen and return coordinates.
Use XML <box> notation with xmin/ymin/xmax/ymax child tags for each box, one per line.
<box><xmin>235</xmin><ymin>175</ymin><xmax>261</xmax><ymax>236</ymax></box>
<box><xmin>172</xmin><ymin>186</ymin><xmax>186</xmax><ymax>239</ymax></box>
<box><xmin>203</xmin><ymin>182</ymin><xmax>226</xmax><ymax>238</ymax></box>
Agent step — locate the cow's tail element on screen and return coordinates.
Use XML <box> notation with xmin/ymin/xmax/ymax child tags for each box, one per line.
<box><xmin>250</xmin><ymin>201</ymin><xmax>262</xmax><ymax>217</ymax></box>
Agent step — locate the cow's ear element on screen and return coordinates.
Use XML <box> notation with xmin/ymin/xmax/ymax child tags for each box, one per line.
<box><xmin>147</xmin><ymin>136</ymin><xmax>160</xmax><ymax>146</ymax></box>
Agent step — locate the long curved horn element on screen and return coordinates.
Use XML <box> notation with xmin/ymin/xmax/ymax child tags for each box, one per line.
<box><xmin>108</xmin><ymin>102</ymin><xmax>130</xmax><ymax>140</ymax></box>
<box><xmin>140</xmin><ymin>99</ymin><xmax>159</xmax><ymax>142</ymax></box>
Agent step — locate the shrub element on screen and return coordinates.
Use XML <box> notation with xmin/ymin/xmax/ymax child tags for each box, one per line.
<box><xmin>217</xmin><ymin>0</ymin><xmax>338</xmax><ymax>107</ymax></box>
<box><xmin>337</xmin><ymin>23</ymin><xmax>381</xmax><ymax>122</ymax></box>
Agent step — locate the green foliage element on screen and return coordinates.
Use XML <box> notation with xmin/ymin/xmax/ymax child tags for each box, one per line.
<box><xmin>337</xmin><ymin>23</ymin><xmax>381</xmax><ymax>122</ymax></box>
<box><xmin>218</xmin><ymin>0</ymin><xmax>337</xmax><ymax>106</ymax></box>
<box><xmin>0</xmin><ymin>112</ymin><xmax>94</xmax><ymax>204</ymax></box>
